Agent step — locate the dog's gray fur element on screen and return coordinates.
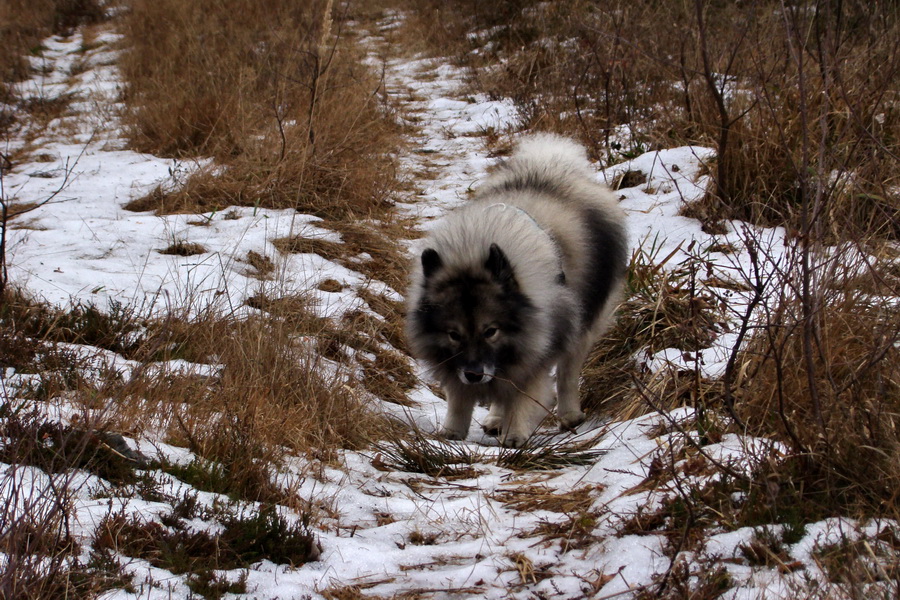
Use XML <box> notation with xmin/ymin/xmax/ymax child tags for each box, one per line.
<box><xmin>406</xmin><ymin>134</ymin><xmax>628</xmax><ymax>447</ymax></box>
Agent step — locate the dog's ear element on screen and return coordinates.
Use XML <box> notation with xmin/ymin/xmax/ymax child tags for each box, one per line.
<box><xmin>486</xmin><ymin>243</ymin><xmax>517</xmax><ymax>288</ymax></box>
<box><xmin>421</xmin><ymin>248</ymin><xmax>443</xmax><ymax>278</ymax></box>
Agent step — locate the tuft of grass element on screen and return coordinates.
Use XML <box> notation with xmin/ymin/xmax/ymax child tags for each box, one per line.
<box><xmin>158</xmin><ymin>240</ymin><xmax>206</xmax><ymax>256</ymax></box>
<box><xmin>527</xmin><ymin>512</ymin><xmax>601</xmax><ymax>553</ymax></box>
<box><xmin>581</xmin><ymin>240</ymin><xmax>727</xmax><ymax>422</ymax></box>
<box><xmin>739</xmin><ymin>527</ymin><xmax>800</xmax><ymax>571</ymax></box>
<box><xmin>614</xmin><ymin>169</ymin><xmax>648</xmax><ymax>190</ymax></box>
<box><xmin>407</xmin><ymin>529</ymin><xmax>441</xmax><ymax>546</ymax></box>
<box><xmin>496</xmin><ymin>434</ymin><xmax>607</xmax><ymax>472</ymax></box>
<box><xmin>145</xmin><ymin>312</ymin><xmax>391</xmax><ymax>498</ymax></box>
<box><xmin>185</xmin><ymin>570</ymin><xmax>248</xmax><ymax>600</ymax></box>
<box><xmin>157</xmin><ymin>458</ymin><xmax>257</xmax><ymax>500</ymax></box>
<box><xmin>274</xmin><ymin>218</ymin><xmax>417</xmax><ymax>293</ymax></box>
<box><xmin>373</xmin><ymin>427</ymin><xmax>482</xmax><ymax>478</ymax></box>
<box><xmin>245</xmin><ymin>249</ymin><xmax>275</xmax><ymax>279</ymax></box>
<box><xmin>272</xmin><ymin>234</ymin><xmax>344</xmax><ymax>259</ymax></box>
<box><xmin>94</xmin><ymin>502</ymin><xmax>319</xmax><ymax>578</ymax></box>
<box><xmin>494</xmin><ymin>484</ymin><xmax>600</xmax><ymax>515</ymax></box>
<box><xmin>18</xmin><ymin>93</ymin><xmax>76</xmax><ymax>127</ymax></box>
<box><xmin>814</xmin><ymin>530</ymin><xmax>900</xmax><ymax>590</ymax></box>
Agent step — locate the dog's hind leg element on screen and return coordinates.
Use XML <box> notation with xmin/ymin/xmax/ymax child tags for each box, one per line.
<box><xmin>441</xmin><ymin>389</ymin><xmax>476</xmax><ymax>440</ymax></box>
<box><xmin>501</xmin><ymin>372</ymin><xmax>554</xmax><ymax>448</ymax></box>
<box><xmin>556</xmin><ymin>341</ymin><xmax>592</xmax><ymax>431</ymax></box>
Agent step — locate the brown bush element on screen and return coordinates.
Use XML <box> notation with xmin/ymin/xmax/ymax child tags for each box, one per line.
<box><xmin>405</xmin><ymin>0</ymin><xmax>900</xmax><ymax>238</ymax></box>
<box><xmin>120</xmin><ymin>0</ymin><xmax>402</xmax><ymax>219</ymax></box>
<box><xmin>737</xmin><ymin>282</ymin><xmax>900</xmax><ymax>513</ymax></box>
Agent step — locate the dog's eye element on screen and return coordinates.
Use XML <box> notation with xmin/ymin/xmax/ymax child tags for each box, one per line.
<box><xmin>447</xmin><ymin>331</ymin><xmax>462</xmax><ymax>343</ymax></box>
<box><xmin>483</xmin><ymin>327</ymin><xmax>499</xmax><ymax>340</ymax></box>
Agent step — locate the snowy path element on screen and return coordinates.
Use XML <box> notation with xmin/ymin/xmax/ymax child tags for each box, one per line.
<box><xmin>3</xmin><ymin>29</ymin><xmax>375</xmax><ymax>320</ymax></box>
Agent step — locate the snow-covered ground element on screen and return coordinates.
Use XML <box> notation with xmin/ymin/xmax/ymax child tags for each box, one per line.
<box><xmin>1</xmin><ymin>12</ymin><xmax>896</xmax><ymax>600</ymax></box>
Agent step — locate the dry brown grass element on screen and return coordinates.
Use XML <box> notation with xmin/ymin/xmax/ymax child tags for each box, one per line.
<box><xmin>274</xmin><ymin>217</ymin><xmax>417</xmax><ymax>293</ymax></box>
<box><xmin>494</xmin><ymin>484</ymin><xmax>599</xmax><ymax>515</ymax></box>
<box><xmin>120</xmin><ymin>0</ymin><xmax>403</xmax><ymax>222</ymax></box>
<box><xmin>0</xmin><ymin>288</ymin><xmax>392</xmax><ymax>504</ymax></box>
<box><xmin>0</xmin><ymin>0</ymin><xmax>105</xmax><ymax>81</ymax></box>
<box><xmin>581</xmin><ymin>242</ymin><xmax>728</xmax><ymax>422</ymax></box>
<box><xmin>0</xmin><ymin>0</ymin><xmax>105</xmax><ymax>138</ymax></box>
<box><xmin>405</xmin><ymin>0</ymin><xmax>900</xmax><ymax>238</ymax></box>
<box><xmin>736</xmin><ymin>284</ymin><xmax>900</xmax><ymax>514</ymax></box>
<box><xmin>136</xmin><ymin>313</ymin><xmax>390</xmax><ymax>464</ymax></box>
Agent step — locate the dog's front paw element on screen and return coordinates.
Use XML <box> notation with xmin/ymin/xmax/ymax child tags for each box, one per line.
<box><xmin>500</xmin><ymin>427</ymin><xmax>531</xmax><ymax>448</ymax></box>
<box><xmin>481</xmin><ymin>415</ymin><xmax>502</xmax><ymax>437</ymax></box>
<box><xmin>440</xmin><ymin>427</ymin><xmax>467</xmax><ymax>441</ymax></box>
<box><xmin>558</xmin><ymin>410</ymin><xmax>586</xmax><ymax>432</ymax></box>
<box><xmin>501</xmin><ymin>434</ymin><xmax>527</xmax><ymax>448</ymax></box>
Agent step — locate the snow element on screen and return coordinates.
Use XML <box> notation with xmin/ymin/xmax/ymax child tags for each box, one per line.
<box><xmin>1</xmin><ymin>12</ymin><xmax>895</xmax><ymax>600</ymax></box>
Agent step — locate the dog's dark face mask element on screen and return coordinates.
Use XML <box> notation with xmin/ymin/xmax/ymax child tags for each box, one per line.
<box><xmin>412</xmin><ymin>244</ymin><xmax>534</xmax><ymax>386</ymax></box>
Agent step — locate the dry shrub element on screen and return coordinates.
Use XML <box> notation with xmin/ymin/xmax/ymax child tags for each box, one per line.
<box><xmin>134</xmin><ymin>312</ymin><xmax>388</xmax><ymax>469</ymax></box>
<box><xmin>406</xmin><ymin>0</ymin><xmax>900</xmax><ymax>238</ymax></box>
<box><xmin>581</xmin><ymin>242</ymin><xmax>728</xmax><ymax>422</ymax></box>
<box><xmin>120</xmin><ymin>0</ymin><xmax>402</xmax><ymax>219</ymax></box>
<box><xmin>737</xmin><ymin>284</ymin><xmax>900</xmax><ymax>513</ymax></box>
<box><xmin>678</xmin><ymin>2</ymin><xmax>900</xmax><ymax>240</ymax></box>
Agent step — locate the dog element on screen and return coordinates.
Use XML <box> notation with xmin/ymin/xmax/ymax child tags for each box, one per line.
<box><xmin>405</xmin><ymin>133</ymin><xmax>627</xmax><ymax>447</ymax></box>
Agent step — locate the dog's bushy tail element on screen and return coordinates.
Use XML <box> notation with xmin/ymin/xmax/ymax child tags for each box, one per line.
<box><xmin>510</xmin><ymin>133</ymin><xmax>593</xmax><ymax>179</ymax></box>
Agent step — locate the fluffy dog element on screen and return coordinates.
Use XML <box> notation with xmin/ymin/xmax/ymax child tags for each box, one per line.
<box><xmin>405</xmin><ymin>134</ymin><xmax>627</xmax><ymax>447</ymax></box>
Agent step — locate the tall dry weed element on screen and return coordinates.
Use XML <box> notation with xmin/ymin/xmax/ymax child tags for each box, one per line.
<box><xmin>120</xmin><ymin>0</ymin><xmax>402</xmax><ymax>219</ymax></box>
<box><xmin>406</xmin><ymin>0</ymin><xmax>900</xmax><ymax>238</ymax></box>
<box><xmin>735</xmin><ymin>250</ymin><xmax>900</xmax><ymax>514</ymax></box>
<box><xmin>115</xmin><ymin>308</ymin><xmax>388</xmax><ymax>465</ymax></box>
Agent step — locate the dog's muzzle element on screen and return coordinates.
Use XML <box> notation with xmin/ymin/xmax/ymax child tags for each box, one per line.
<box><xmin>459</xmin><ymin>364</ymin><xmax>495</xmax><ymax>385</ymax></box>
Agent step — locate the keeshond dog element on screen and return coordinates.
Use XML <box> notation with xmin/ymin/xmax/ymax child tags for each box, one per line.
<box><xmin>406</xmin><ymin>133</ymin><xmax>628</xmax><ymax>447</ymax></box>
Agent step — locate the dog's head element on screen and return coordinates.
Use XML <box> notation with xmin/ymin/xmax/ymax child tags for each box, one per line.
<box><xmin>408</xmin><ymin>244</ymin><xmax>534</xmax><ymax>385</ymax></box>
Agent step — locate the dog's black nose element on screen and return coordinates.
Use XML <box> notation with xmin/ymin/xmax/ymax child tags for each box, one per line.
<box><xmin>464</xmin><ymin>370</ymin><xmax>485</xmax><ymax>384</ymax></box>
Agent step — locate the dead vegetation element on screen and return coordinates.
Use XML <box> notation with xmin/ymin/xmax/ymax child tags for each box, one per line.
<box><xmin>0</xmin><ymin>0</ymin><xmax>106</xmax><ymax>138</ymax></box>
<box><xmin>1</xmin><ymin>288</ymin><xmax>391</xmax><ymax>495</ymax></box>
<box><xmin>3</xmin><ymin>0</ymin><xmax>900</xmax><ymax>597</ymax></box>
<box><xmin>405</xmin><ymin>0</ymin><xmax>900</xmax><ymax>239</ymax></box>
<box><xmin>119</xmin><ymin>0</ymin><xmax>403</xmax><ymax>221</ymax></box>
<box><xmin>582</xmin><ymin>240</ymin><xmax>728</xmax><ymax>422</ymax></box>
